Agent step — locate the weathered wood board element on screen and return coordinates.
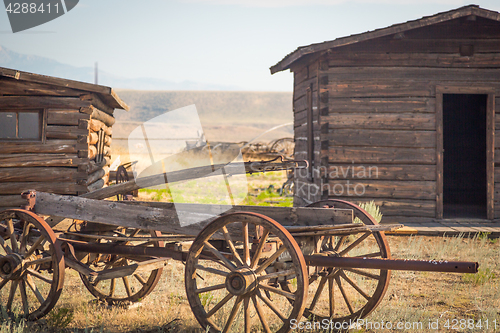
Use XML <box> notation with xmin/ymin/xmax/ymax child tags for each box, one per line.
<box><xmin>33</xmin><ymin>192</ymin><xmax>353</xmax><ymax>236</ymax></box>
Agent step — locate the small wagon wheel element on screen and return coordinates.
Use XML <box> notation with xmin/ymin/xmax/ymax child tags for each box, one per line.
<box><xmin>79</xmin><ymin>228</ymin><xmax>163</xmax><ymax>304</ymax></box>
<box><xmin>269</xmin><ymin>138</ymin><xmax>294</xmax><ymax>159</ymax></box>
<box><xmin>185</xmin><ymin>212</ymin><xmax>308</xmax><ymax>333</ymax></box>
<box><xmin>284</xmin><ymin>200</ymin><xmax>391</xmax><ymax>324</ymax></box>
<box><xmin>0</xmin><ymin>209</ymin><xmax>65</xmax><ymax>320</ymax></box>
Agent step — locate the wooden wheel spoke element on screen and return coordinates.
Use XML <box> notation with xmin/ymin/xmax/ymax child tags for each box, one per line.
<box><xmin>195</xmin><ymin>283</ymin><xmax>226</xmax><ymax>294</ymax></box>
<box><xmin>7</xmin><ymin>280</ymin><xmax>19</xmax><ymax>311</ymax></box>
<box><xmin>0</xmin><ymin>278</ymin><xmax>9</xmax><ymax>291</ymax></box>
<box><xmin>257</xmin><ymin>290</ymin><xmax>287</xmax><ymax>322</ymax></box>
<box><xmin>250</xmin><ymin>229</ymin><xmax>270</xmax><ymax>269</ymax></box>
<box><xmin>134</xmin><ymin>274</ymin><xmax>147</xmax><ymax>285</ymax></box>
<box><xmin>0</xmin><ymin>236</ymin><xmax>12</xmax><ymax>254</ymax></box>
<box><xmin>254</xmin><ymin>246</ymin><xmax>286</xmax><ymax>275</ymax></box>
<box><xmin>222</xmin><ymin>226</ymin><xmax>244</xmax><ymax>267</ymax></box>
<box><xmin>339</xmin><ymin>233</ymin><xmax>370</xmax><ymax>256</ymax></box>
<box><xmin>340</xmin><ymin>271</ymin><xmax>370</xmax><ymax>300</ymax></box>
<box><xmin>19</xmin><ymin>279</ymin><xmax>29</xmax><ymax>317</ymax></box>
<box><xmin>27</xmin><ymin>268</ymin><xmax>53</xmax><ymax>284</ymax></box>
<box><xmin>328</xmin><ymin>277</ymin><xmax>335</xmax><ymax>317</ymax></box>
<box><xmin>252</xmin><ymin>295</ymin><xmax>271</xmax><ymax>333</ymax></box>
<box><xmin>122</xmin><ymin>276</ymin><xmax>132</xmax><ymax>297</ymax></box>
<box><xmin>195</xmin><ymin>264</ymin><xmax>229</xmax><ymax>277</ymax></box>
<box><xmin>327</xmin><ymin>268</ymin><xmax>341</xmax><ymax>279</ymax></box>
<box><xmin>6</xmin><ymin>219</ymin><xmax>19</xmax><ymax>253</ymax></box>
<box><xmin>203</xmin><ymin>241</ymin><xmax>237</xmax><ymax>272</ymax></box>
<box><xmin>242</xmin><ymin>222</ymin><xmax>250</xmax><ymax>266</ymax></box>
<box><xmin>19</xmin><ymin>223</ymin><xmax>31</xmax><ymax>255</ymax></box>
<box><xmin>108</xmin><ymin>278</ymin><xmax>116</xmax><ymax>297</ymax></box>
<box><xmin>309</xmin><ymin>276</ymin><xmax>327</xmax><ymax>311</ymax></box>
<box><xmin>24</xmin><ymin>236</ymin><xmax>45</xmax><ymax>259</ymax></box>
<box><xmin>259</xmin><ymin>283</ymin><xmax>295</xmax><ymax>300</ymax></box>
<box><xmin>335</xmin><ymin>276</ymin><xmax>354</xmax><ymax>314</ymax></box>
<box><xmin>25</xmin><ymin>256</ymin><xmax>52</xmax><ymax>266</ymax></box>
<box><xmin>257</xmin><ymin>269</ymin><xmax>296</xmax><ymax>282</ymax></box>
<box><xmin>222</xmin><ymin>296</ymin><xmax>242</xmax><ymax>333</ymax></box>
<box><xmin>354</xmin><ymin>252</ymin><xmax>382</xmax><ymax>258</ymax></box>
<box><xmin>334</xmin><ymin>235</ymin><xmax>347</xmax><ymax>252</ymax></box>
<box><xmin>124</xmin><ymin>229</ymin><xmax>141</xmax><ymax>245</ymax></box>
<box><xmin>243</xmin><ymin>297</ymin><xmax>250</xmax><ymax>333</ymax></box>
<box><xmin>25</xmin><ymin>275</ymin><xmax>45</xmax><ymax>305</ymax></box>
<box><xmin>207</xmin><ymin>293</ymin><xmax>233</xmax><ymax>318</ymax></box>
<box><xmin>344</xmin><ymin>268</ymin><xmax>381</xmax><ymax>280</ymax></box>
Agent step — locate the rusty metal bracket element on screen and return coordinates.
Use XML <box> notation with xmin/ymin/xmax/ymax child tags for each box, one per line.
<box><xmin>20</xmin><ymin>190</ymin><xmax>37</xmax><ymax>211</ymax></box>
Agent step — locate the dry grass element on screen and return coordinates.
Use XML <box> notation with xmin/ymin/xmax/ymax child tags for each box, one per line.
<box><xmin>11</xmin><ymin>233</ymin><xmax>497</xmax><ymax>333</ymax></box>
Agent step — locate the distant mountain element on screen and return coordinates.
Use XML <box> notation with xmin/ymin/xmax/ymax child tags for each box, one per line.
<box><xmin>0</xmin><ymin>46</ymin><xmax>239</xmax><ymax>90</ymax></box>
<box><xmin>112</xmin><ymin>90</ymin><xmax>294</xmax><ymax>143</ymax></box>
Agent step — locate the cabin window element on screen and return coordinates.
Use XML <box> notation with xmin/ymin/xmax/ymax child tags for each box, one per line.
<box><xmin>0</xmin><ymin>110</ymin><xmax>42</xmax><ymax>140</ymax></box>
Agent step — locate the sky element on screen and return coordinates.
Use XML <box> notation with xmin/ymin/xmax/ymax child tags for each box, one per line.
<box><xmin>1</xmin><ymin>0</ymin><xmax>500</xmax><ymax>91</ymax></box>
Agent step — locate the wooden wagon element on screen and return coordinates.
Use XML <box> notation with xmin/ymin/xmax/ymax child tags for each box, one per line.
<box><xmin>0</xmin><ymin>160</ymin><xmax>477</xmax><ymax>332</ymax></box>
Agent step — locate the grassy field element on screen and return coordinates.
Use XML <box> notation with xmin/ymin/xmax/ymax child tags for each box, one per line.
<box><xmin>2</xmin><ymin>172</ymin><xmax>499</xmax><ymax>332</ymax></box>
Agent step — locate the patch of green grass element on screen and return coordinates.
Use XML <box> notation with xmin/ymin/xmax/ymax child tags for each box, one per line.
<box><xmin>354</xmin><ymin>200</ymin><xmax>382</xmax><ymax>223</ymax></box>
<box><xmin>462</xmin><ymin>267</ymin><xmax>496</xmax><ymax>285</ymax></box>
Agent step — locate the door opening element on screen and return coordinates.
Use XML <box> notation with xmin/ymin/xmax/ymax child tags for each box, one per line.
<box><xmin>443</xmin><ymin>94</ymin><xmax>487</xmax><ymax>218</ymax></box>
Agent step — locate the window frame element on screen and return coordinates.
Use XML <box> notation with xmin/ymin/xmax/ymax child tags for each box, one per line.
<box><xmin>0</xmin><ymin>109</ymin><xmax>46</xmax><ymax>142</ymax></box>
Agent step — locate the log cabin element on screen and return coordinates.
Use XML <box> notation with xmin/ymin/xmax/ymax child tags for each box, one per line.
<box><xmin>271</xmin><ymin>5</ymin><xmax>500</xmax><ymax>222</ymax></box>
<box><xmin>0</xmin><ymin>67</ymin><xmax>129</xmax><ymax>209</ymax></box>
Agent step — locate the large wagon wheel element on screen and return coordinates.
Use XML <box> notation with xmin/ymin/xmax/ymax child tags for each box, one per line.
<box><xmin>285</xmin><ymin>200</ymin><xmax>391</xmax><ymax>324</ymax></box>
<box><xmin>0</xmin><ymin>209</ymin><xmax>65</xmax><ymax>320</ymax></box>
<box><xmin>185</xmin><ymin>212</ymin><xmax>308</xmax><ymax>333</ymax></box>
<box><xmin>80</xmin><ymin>228</ymin><xmax>163</xmax><ymax>304</ymax></box>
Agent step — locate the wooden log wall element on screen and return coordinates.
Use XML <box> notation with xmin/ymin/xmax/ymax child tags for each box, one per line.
<box><xmin>292</xmin><ymin>33</ymin><xmax>500</xmax><ymax>221</ymax></box>
<box><xmin>0</xmin><ymin>94</ymin><xmax>114</xmax><ymax>206</ymax></box>
<box><xmin>292</xmin><ymin>59</ymin><xmax>323</xmax><ymax>204</ymax></box>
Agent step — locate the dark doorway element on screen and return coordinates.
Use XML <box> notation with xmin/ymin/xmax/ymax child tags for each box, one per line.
<box><xmin>443</xmin><ymin>94</ymin><xmax>487</xmax><ymax>218</ymax></box>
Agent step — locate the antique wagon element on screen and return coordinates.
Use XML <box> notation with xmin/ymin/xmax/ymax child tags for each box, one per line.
<box><xmin>0</xmin><ymin>159</ymin><xmax>477</xmax><ymax>333</ymax></box>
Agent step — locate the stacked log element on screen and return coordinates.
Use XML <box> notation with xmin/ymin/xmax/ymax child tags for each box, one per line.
<box><xmin>77</xmin><ymin>102</ymin><xmax>114</xmax><ymax>194</ymax></box>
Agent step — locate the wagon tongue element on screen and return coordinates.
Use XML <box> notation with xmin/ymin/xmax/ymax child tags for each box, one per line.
<box><xmin>303</xmin><ymin>255</ymin><xmax>478</xmax><ymax>274</ymax></box>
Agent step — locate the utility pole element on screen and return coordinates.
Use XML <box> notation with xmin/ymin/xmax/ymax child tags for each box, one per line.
<box><xmin>94</xmin><ymin>62</ymin><xmax>98</xmax><ymax>85</ymax></box>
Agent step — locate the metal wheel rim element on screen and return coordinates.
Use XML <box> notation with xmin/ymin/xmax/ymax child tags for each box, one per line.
<box><xmin>298</xmin><ymin>200</ymin><xmax>391</xmax><ymax>323</ymax></box>
<box><xmin>0</xmin><ymin>209</ymin><xmax>65</xmax><ymax>320</ymax></box>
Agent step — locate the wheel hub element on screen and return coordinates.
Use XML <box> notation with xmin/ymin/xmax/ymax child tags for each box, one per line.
<box><xmin>225</xmin><ymin>267</ymin><xmax>258</xmax><ymax>296</ymax></box>
<box><xmin>0</xmin><ymin>253</ymin><xmax>24</xmax><ymax>280</ymax></box>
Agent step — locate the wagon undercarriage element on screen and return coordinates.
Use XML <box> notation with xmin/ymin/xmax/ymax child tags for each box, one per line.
<box><xmin>0</xmin><ymin>161</ymin><xmax>478</xmax><ymax>332</ymax></box>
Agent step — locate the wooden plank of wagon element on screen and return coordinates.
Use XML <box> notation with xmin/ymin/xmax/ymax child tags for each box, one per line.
<box><xmin>81</xmin><ymin>161</ymin><xmax>305</xmax><ymax>200</ymax></box>
<box><xmin>33</xmin><ymin>192</ymin><xmax>353</xmax><ymax>236</ymax></box>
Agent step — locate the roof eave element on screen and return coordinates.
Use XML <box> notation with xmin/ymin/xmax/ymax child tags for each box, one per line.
<box><xmin>271</xmin><ymin>5</ymin><xmax>500</xmax><ymax>74</ymax></box>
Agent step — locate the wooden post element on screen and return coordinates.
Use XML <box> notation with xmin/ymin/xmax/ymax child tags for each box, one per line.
<box><xmin>487</xmin><ymin>94</ymin><xmax>495</xmax><ymax>220</ymax></box>
<box><xmin>435</xmin><ymin>92</ymin><xmax>443</xmax><ymax>219</ymax></box>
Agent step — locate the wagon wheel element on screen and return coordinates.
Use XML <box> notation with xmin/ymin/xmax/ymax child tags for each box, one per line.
<box><xmin>270</xmin><ymin>138</ymin><xmax>294</xmax><ymax>159</ymax></box>
<box><xmin>185</xmin><ymin>212</ymin><xmax>308</xmax><ymax>333</ymax></box>
<box><xmin>80</xmin><ymin>228</ymin><xmax>163</xmax><ymax>304</ymax></box>
<box><xmin>284</xmin><ymin>200</ymin><xmax>391</xmax><ymax>324</ymax></box>
<box><xmin>0</xmin><ymin>209</ymin><xmax>65</xmax><ymax>320</ymax></box>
